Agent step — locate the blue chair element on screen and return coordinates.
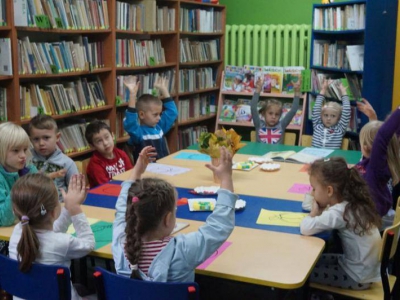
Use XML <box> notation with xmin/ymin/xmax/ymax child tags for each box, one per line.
<box><xmin>0</xmin><ymin>254</ymin><xmax>71</xmax><ymax>300</ymax></box>
<box><xmin>93</xmin><ymin>267</ymin><xmax>199</xmax><ymax>300</ymax></box>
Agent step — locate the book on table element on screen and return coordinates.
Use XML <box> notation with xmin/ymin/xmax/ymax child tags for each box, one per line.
<box><xmin>262</xmin><ymin>147</ymin><xmax>334</xmax><ymax>164</ymax></box>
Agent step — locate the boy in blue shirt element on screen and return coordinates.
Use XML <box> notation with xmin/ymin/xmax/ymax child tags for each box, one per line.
<box><xmin>123</xmin><ymin>76</ymin><xmax>178</xmax><ymax>161</ymax></box>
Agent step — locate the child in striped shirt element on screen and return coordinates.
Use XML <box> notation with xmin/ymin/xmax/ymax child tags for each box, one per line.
<box><xmin>312</xmin><ymin>78</ymin><xmax>350</xmax><ymax>149</ymax></box>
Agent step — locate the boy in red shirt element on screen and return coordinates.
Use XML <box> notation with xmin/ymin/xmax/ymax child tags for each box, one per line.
<box><xmin>85</xmin><ymin>120</ymin><xmax>133</xmax><ymax>188</ymax></box>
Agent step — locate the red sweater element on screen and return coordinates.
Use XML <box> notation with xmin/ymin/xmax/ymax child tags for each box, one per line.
<box><xmin>87</xmin><ymin>148</ymin><xmax>133</xmax><ymax>188</ymax></box>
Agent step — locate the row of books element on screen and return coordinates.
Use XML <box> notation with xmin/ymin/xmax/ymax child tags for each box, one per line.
<box><xmin>178</xmin><ymin>125</ymin><xmax>208</xmax><ymax>150</ymax></box>
<box><xmin>14</xmin><ymin>0</ymin><xmax>110</xmax><ymax>29</ymax></box>
<box><xmin>180</xmin><ymin>38</ymin><xmax>220</xmax><ymax>63</ymax></box>
<box><xmin>116</xmin><ymin>1</ymin><xmax>175</xmax><ymax>32</ymax></box>
<box><xmin>223</xmin><ymin>65</ymin><xmax>304</xmax><ymax>94</ymax></box>
<box><xmin>57</xmin><ymin>122</ymin><xmax>90</xmax><ymax>154</ymax></box>
<box><xmin>115</xmin><ymin>70</ymin><xmax>176</xmax><ymax>103</ymax></box>
<box><xmin>116</xmin><ymin>39</ymin><xmax>165</xmax><ymax>67</ymax></box>
<box><xmin>311</xmin><ymin>70</ymin><xmax>362</xmax><ymax>101</ymax></box>
<box><xmin>20</xmin><ymin>77</ymin><xmax>106</xmax><ymax>119</ymax></box>
<box><xmin>18</xmin><ymin>36</ymin><xmax>104</xmax><ymax>75</ymax></box>
<box><xmin>313</xmin><ymin>40</ymin><xmax>364</xmax><ymax>71</ymax></box>
<box><xmin>178</xmin><ymin>94</ymin><xmax>216</xmax><ymax>123</ymax></box>
<box><xmin>0</xmin><ymin>0</ymin><xmax>6</xmax><ymax>26</ymax></box>
<box><xmin>178</xmin><ymin>67</ymin><xmax>216</xmax><ymax>93</ymax></box>
<box><xmin>313</xmin><ymin>3</ymin><xmax>365</xmax><ymax>31</ymax></box>
<box><xmin>0</xmin><ymin>88</ymin><xmax>6</xmax><ymax>121</ymax></box>
<box><xmin>219</xmin><ymin>98</ymin><xmax>303</xmax><ymax>126</ymax></box>
<box><xmin>0</xmin><ymin>38</ymin><xmax>12</xmax><ymax>75</ymax></box>
<box><xmin>179</xmin><ymin>8</ymin><xmax>223</xmax><ymax>33</ymax></box>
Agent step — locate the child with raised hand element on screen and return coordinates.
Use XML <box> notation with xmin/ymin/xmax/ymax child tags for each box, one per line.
<box><xmin>300</xmin><ymin>157</ymin><xmax>382</xmax><ymax>290</ymax></box>
<box><xmin>355</xmin><ymin>106</ymin><xmax>400</xmax><ymax>219</ymax></box>
<box><xmin>0</xmin><ymin>122</ymin><xmax>37</xmax><ymax>227</ymax></box>
<box><xmin>112</xmin><ymin>146</ymin><xmax>238</xmax><ymax>280</ymax></box>
<box><xmin>123</xmin><ymin>75</ymin><xmax>178</xmax><ymax>162</ymax></box>
<box><xmin>312</xmin><ymin>78</ymin><xmax>351</xmax><ymax>149</ymax></box>
<box><xmin>251</xmin><ymin>77</ymin><xmax>300</xmax><ymax>144</ymax></box>
<box><xmin>9</xmin><ymin>173</ymin><xmax>95</xmax><ymax>300</ymax></box>
<box><xmin>28</xmin><ymin>114</ymin><xmax>79</xmax><ymax>201</ymax></box>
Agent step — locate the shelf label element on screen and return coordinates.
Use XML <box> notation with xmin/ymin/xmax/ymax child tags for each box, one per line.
<box><xmin>149</xmin><ymin>57</ymin><xmax>155</xmax><ymax>66</ymax></box>
<box><xmin>115</xmin><ymin>96</ymin><xmax>122</xmax><ymax>105</ymax></box>
<box><xmin>38</xmin><ymin>107</ymin><xmax>44</xmax><ymax>114</ymax></box>
<box><xmin>55</xmin><ymin>18</ymin><xmax>64</xmax><ymax>29</ymax></box>
<box><xmin>50</xmin><ymin>65</ymin><xmax>59</xmax><ymax>74</ymax></box>
<box><xmin>35</xmin><ymin>15</ymin><xmax>51</xmax><ymax>29</ymax></box>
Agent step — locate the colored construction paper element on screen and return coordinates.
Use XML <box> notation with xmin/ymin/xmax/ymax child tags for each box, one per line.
<box><xmin>177</xmin><ymin>198</ymin><xmax>188</xmax><ymax>206</ymax></box>
<box><xmin>256</xmin><ymin>209</ymin><xmax>308</xmax><ymax>227</ymax></box>
<box><xmin>287</xmin><ymin>183</ymin><xmax>311</xmax><ymax>194</ymax></box>
<box><xmin>174</xmin><ymin>152</ymin><xmax>211</xmax><ymax>162</ymax></box>
<box><xmin>89</xmin><ymin>183</ymin><xmax>122</xmax><ymax>197</ymax></box>
<box><xmin>68</xmin><ymin>219</ymin><xmax>113</xmax><ymax>250</ymax></box>
<box><xmin>197</xmin><ymin>242</ymin><xmax>232</xmax><ymax>270</ymax></box>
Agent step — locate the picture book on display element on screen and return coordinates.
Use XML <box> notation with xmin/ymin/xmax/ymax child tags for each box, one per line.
<box><xmin>219</xmin><ymin>99</ymin><xmax>237</xmax><ymax>122</ymax></box>
<box><xmin>223</xmin><ymin>65</ymin><xmax>244</xmax><ymax>91</ymax></box>
<box><xmin>243</xmin><ymin>65</ymin><xmax>262</xmax><ymax>93</ymax></box>
<box><xmin>262</xmin><ymin>147</ymin><xmax>334</xmax><ymax>164</ymax></box>
<box><xmin>235</xmin><ymin>99</ymin><xmax>252</xmax><ymax>122</ymax></box>
<box><xmin>282</xmin><ymin>66</ymin><xmax>304</xmax><ymax>94</ymax></box>
<box><xmin>263</xmin><ymin>66</ymin><xmax>283</xmax><ymax>93</ymax></box>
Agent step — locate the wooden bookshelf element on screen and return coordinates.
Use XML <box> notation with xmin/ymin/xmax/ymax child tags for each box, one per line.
<box><xmin>1</xmin><ymin>0</ymin><xmax>225</xmax><ymax>158</ymax></box>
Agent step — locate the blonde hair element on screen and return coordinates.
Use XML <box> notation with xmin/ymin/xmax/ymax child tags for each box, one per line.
<box><xmin>360</xmin><ymin>120</ymin><xmax>400</xmax><ymax>185</ymax></box>
<box><xmin>0</xmin><ymin>122</ymin><xmax>31</xmax><ymax>166</ymax></box>
<box><xmin>321</xmin><ymin>101</ymin><xmax>342</xmax><ymax>116</ymax></box>
<box><xmin>258</xmin><ymin>99</ymin><xmax>283</xmax><ymax>116</ymax></box>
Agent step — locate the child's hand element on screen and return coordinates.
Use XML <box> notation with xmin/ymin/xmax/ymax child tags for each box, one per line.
<box><xmin>205</xmin><ymin>147</ymin><xmax>233</xmax><ymax>192</ymax></box>
<box><xmin>338</xmin><ymin>82</ymin><xmax>347</xmax><ymax>96</ymax></box>
<box><xmin>255</xmin><ymin>77</ymin><xmax>264</xmax><ymax>94</ymax></box>
<box><xmin>154</xmin><ymin>76</ymin><xmax>170</xmax><ymax>98</ymax></box>
<box><xmin>47</xmin><ymin>169</ymin><xmax>67</xmax><ymax>179</ymax></box>
<box><xmin>130</xmin><ymin>146</ymin><xmax>157</xmax><ymax>181</ymax></box>
<box><xmin>309</xmin><ymin>200</ymin><xmax>325</xmax><ymax>217</ymax></box>
<box><xmin>357</xmin><ymin>98</ymin><xmax>378</xmax><ymax>121</ymax></box>
<box><xmin>293</xmin><ymin>79</ymin><xmax>301</xmax><ymax>96</ymax></box>
<box><xmin>123</xmin><ymin>76</ymin><xmax>140</xmax><ymax>94</ymax></box>
<box><xmin>62</xmin><ymin>174</ymin><xmax>86</xmax><ymax>216</ymax></box>
<box><xmin>320</xmin><ymin>78</ymin><xmax>331</xmax><ymax>95</ymax></box>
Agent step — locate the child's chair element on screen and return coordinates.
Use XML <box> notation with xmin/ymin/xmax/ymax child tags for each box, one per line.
<box><xmin>250</xmin><ymin>131</ymin><xmax>297</xmax><ymax>146</ymax></box>
<box><xmin>301</xmin><ymin>134</ymin><xmax>350</xmax><ymax>150</ymax></box>
<box><xmin>0</xmin><ymin>254</ymin><xmax>71</xmax><ymax>300</ymax></box>
<box><xmin>93</xmin><ymin>267</ymin><xmax>199</xmax><ymax>300</ymax></box>
<box><xmin>309</xmin><ymin>220</ymin><xmax>400</xmax><ymax>300</ymax></box>
<box><xmin>75</xmin><ymin>157</ymin><xmax>91</xmax><ymax>186</ymax></box>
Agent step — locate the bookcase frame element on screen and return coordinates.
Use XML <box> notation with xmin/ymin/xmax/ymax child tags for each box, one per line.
<box><xmin>215</xmin><ymin>72</ymin><xmax>307</xmax><ymax>146</ymax></box>
<box><xmin>0</xmin><ymin>0</ymin><xmax>226</xmax><ymax>157</ymax></box>
<box><xmin>309</xmin><ymin>0</ymin><xmax>398</xmax><ymax>132</ymax></box>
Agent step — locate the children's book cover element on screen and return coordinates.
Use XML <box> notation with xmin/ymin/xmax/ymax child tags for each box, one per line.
<box><xmin>235</xmin><ymin>98</ymin><xmax>252</xmax><ymax>122</ymax></box>
<box><xmin>219</xmin><ymin>99</ymin><xmax>237</xmax><ymax>122</ymax></box>
<box><xmin>280</xmin><ymin>103</ymin><xmax>303</xmax><ymax>126</ymax></box>
<box><xmin>263</xmin><ymin>66</ymin><xmax>283</xmax><ymax>93</ymax></box>
<box><xmin>243</xmin><ymin>65</ymin><xmax>262</xmax><ymax>93</ymax></box>
<box><xmin>223</xmin><ymin>65</ymin><xmax>244</xmax><ymax>91</ymax></box>
<box><xmin>282</xmin><ymin>66</ymin><xmax>304</xmax><ymax>94</ymax></box>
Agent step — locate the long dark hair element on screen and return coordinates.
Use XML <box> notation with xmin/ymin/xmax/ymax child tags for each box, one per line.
<box><xmin>11</xmin><ymin>174</ymin><xmax>59</xmax><ymax>272</ymax></box>
<box><xmin>124</xmin><ymin>178</ymin><xmax>176</xmax><ymax>279</ymax></box>
<box><xmin>309</xmin><ymin>157</ymin><xmax>382</xmax><ymax>235</ymax></box>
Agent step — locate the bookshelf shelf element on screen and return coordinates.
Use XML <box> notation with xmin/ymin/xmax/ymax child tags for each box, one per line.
<box><xmin>180</xmin><ymin>60</ymin><xmax>223</xmax><ymax>66</ymax></box>
<box><xmin>15</xmin><ymin>27</ymin><xmax>112</xmax><ymax>34</ymax></box>
<box><xmin>178</xmin><ymin>87</ymin><xmax>219</xmax><ymax>96</ymax></box>
<box><xmin>67</xmin><ymin>148</ymin><xmax>94</xmax><ymax>159</ymax></box>
<box><xmin>2</xmin><ymin>0</ymin><xmax>225</xmax><ymax>158</ymax></box>
<box><xmin>116</xmin><ymin>63</ymin><xmax>177</xmax><ymax>71</ymax></box>
<box><xmin>18</xmin><ymin>68</ymin><xmax>113</xmax><ymax>79</ymax></box>
<box><xmin>178</xmin><ymin>113</ymin><xmax>216</xmax><ymax>126</ymax></box>
<box><xmin>310</xmin><ymin>0</ymin><xmax>398</xmax><ymax>131</ymax></box>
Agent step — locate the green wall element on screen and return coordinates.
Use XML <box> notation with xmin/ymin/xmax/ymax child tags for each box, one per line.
<box><xmin>219</xmin><ymin>0</ymin><xmax>348</xmax><ymax>25</ymax></box>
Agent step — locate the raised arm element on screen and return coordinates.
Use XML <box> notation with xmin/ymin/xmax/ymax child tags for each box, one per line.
<box><xmin>357</xmin><ymin>98</ymin><xmax>378</xmax><ymax>121</ymax></box>
<box><xmin>336</xmin><ymin>83</ymin><xmax>351</xmax><ymax>132</ymax></box>
<box><xmin>124</xmin><ymin>76</ymin><xmax>140</xmax><ymax>109</ymax></box>
<box><xmin>280</xmin><ymin>82</ymin><xmax>301</xmax><ymax>129</ymax></box>
<box><xmin>155</xmin><ymin>76</ymin><xmax>178</xmax><ymax>132</ymax></box>
<box><xmin>251</xmin><ymin>77</ymin><xmax>263</xmax><ymax>137</ymax></box>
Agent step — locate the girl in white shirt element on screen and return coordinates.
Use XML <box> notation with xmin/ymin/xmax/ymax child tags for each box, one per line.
<box><xmin>9</xmin><ymin>173</ymin><xmax>95</xmax><ymax>300</ymax></box>
<box><xmin>300</xmin><ymin>157</ymin><xmax>382</xmax><ymax>290</ymax></box>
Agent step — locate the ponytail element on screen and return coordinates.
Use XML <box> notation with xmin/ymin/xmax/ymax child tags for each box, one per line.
<box><xmin>124</xmin><ymin>202</ymin><xmax>142</xmax><ymax>280</ymax></box>
<box><xmin>17</xmin><ymin>218</ymin><xmax>40</xmax><ymax>272</ymax></box>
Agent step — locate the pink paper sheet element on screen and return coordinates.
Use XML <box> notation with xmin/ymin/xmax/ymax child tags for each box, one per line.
<box><xmin>287</xmin><ymin>183</ymin><xmax>311</xmax><ymax>194</ymax></box>
<box><xmin>197</xmin><ymin>241</ymin><xmax>232</xmax><ymax>270</ymax></box>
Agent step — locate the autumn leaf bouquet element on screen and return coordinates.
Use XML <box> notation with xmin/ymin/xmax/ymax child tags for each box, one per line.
<box><xmin>198</xmin><ymin>128</ymin><xmax>246</xmax><ymax>158</ymax></box>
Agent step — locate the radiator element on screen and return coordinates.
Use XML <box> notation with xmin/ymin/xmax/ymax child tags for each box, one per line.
<box><xmin>225</xmin><ymin>24</ymin><xmax>311</xmax><ymax>68</ymax></box>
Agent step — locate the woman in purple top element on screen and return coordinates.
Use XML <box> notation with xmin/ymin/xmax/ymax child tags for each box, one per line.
<box><xmin>355</xmin><ymin>105</ymin><xmax>400</xmax><ymax>217</ymax></box>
